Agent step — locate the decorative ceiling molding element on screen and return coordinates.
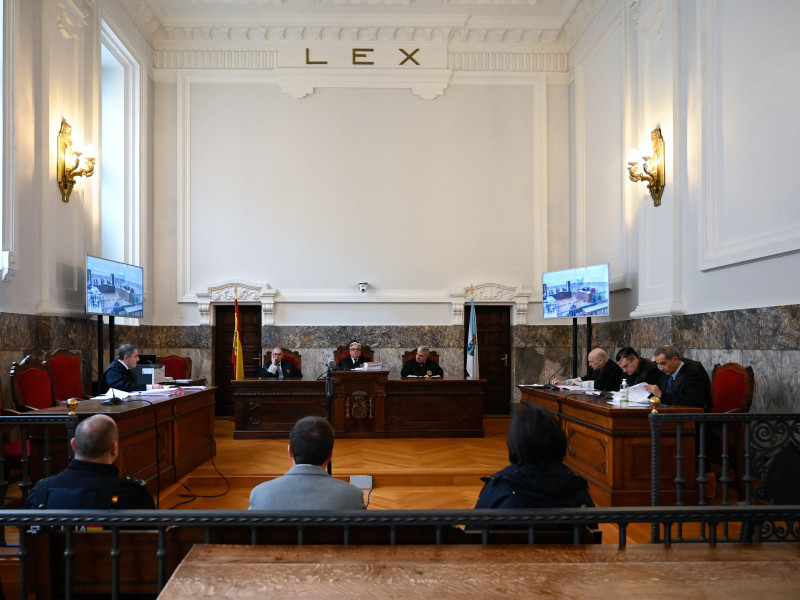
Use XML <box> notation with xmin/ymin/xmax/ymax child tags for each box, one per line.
<box><xmin>276</xmin><ymin>67</ymin><xmax>452</xmax><ymax>100</ymax></box>
<box><xmin>449</xmin><ymin>50</ymin><xmax>568</xmax><ymax>72</ymax></box>
<box><xmin>152</xmin><ymin>46</ymin><xmax>568</xmax><ymax>73</ymax></box>
<box><xmin>449</xmin><ymin>283</ymin><xmax>533</xmax><ymax>325</ymax></box>
<box><xmin>188</xmin><ymin>0</ymin><xmax>283</xmax><ymax>4</ymax></box>
<box><xmin>631</xmin><ymin>0</ymin><xmax>665</xmax><ymax>41</ymax></box>
<box><xmin>318</xmin><ymin>0</ymin><xmax>410</xmax><ymax>4</ymax></box>
<box><xmin>445</xmin><ymin>0</ymin><xmax>539</xmax><ymax>5</ymax></box>
<box><xmin>56</xmin><ymin>0</ymin><xmax>90</xmax><ymax>40</ymax></box>
<box><xmin>154</xmin><ymin>48</ymin><xmax>278</xmax><ymax>70</ymax></box>
<box><xmin>157</xmin><ymin>25</ymin><xmax>459</xmax><ymax>42</ymax></box>
<box><xmin>196</xmin><ymin>281</ymin><xmax>278</xmax><ymax>325</ymax></box>
<box><xmin>126</xmin><ymin>1</ymin><xmax>601</xmax><ymax>48</ymax></box>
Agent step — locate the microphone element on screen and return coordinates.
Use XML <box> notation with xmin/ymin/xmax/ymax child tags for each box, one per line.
<box><xmin>542</xmin><ymin>356</ymin><xmax>573</xmax><ymax>390</ymax></box>
<box><xmin>328</xmin><ymin>360</ymin><xmax>338</xmax><ymax>371</ymax></box>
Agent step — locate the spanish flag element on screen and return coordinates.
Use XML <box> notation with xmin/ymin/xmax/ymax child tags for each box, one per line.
<box><xmin>232</xmin><ymin>290</ymin><xmax>244</xmax><ymax>380</ymax></box>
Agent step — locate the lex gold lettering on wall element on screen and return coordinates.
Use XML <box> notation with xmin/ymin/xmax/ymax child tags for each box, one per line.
<box><xmin>276</xmin><ymin>43</ymin><xmax>451</xmax><ymax>100</ymax></box>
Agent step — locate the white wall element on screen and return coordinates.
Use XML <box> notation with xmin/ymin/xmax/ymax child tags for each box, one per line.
<box><xmin>681</xmin><ymin>0</ymin><xmax>800</xmax><ymax>314</ymax></box>
<box><xmin>154</xmin><ymin>75</ymin><xmax>562</xmax><ymax>325</ymax></box>
<box><xmin>570</xmin><ymin>0</ymin><xmax>800</xmax><ymax>321</ymax></box>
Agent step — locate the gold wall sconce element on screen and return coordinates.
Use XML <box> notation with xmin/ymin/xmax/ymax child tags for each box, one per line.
<box><xmin>57</xmin><ymin>121</ymin><xmax>96</xmax><ymax>203</ymax></box>
<box><xmin>627</xmin><ymin>128</ymin><xmax>665</xmax><ymax>206</ymax></box>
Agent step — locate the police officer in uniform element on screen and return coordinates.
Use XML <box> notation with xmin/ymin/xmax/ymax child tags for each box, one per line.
<box><xmin>24</xmin><ymin>414</ymin><xmax>155</xmax><ymax>510</ymax></box>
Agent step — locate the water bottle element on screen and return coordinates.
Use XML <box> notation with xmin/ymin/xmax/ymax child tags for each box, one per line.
<box><xmin>620</xmin><ymin>378</ymin><xmax>629</xmax><ymax>405</ymax></box>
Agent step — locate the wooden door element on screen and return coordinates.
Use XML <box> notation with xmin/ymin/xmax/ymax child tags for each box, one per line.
<box><xmin>465</xmin><ymin>304</ymin><xmax>512</xmax><ymax>415</ymax></box>
<box><xmin>213</xmin><ymin>304</ymin><xmax>262</xmax><ymax>415</ymax></box>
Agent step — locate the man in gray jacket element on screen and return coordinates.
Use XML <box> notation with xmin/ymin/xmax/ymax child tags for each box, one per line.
<box><xmin>249</xmin><ymin>416</ymin><xmax>366</xmax><ymax>510</ymax></box>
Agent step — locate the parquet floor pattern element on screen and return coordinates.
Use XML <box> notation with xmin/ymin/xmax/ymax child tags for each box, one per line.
<box><xmin>160</xmin><ymin>417</ymin><xmax>510</xmax><ymax>512</ymax></box>
<box><xmin>159</xmin><ymin>417</ymin><xmax>654</xmax><ymax>543</ymax></box>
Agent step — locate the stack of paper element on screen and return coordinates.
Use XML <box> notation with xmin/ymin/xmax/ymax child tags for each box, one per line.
<box><xmin>362</xmin><ymin>361</ymin><xmax>383</xmax><ymax>371</ymax></box>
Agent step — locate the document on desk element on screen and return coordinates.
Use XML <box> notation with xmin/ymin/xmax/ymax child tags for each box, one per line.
<box><xmin>606</xmin><ymin>383</ymin><xmax>652</xmax><ymax>406</ymax></box>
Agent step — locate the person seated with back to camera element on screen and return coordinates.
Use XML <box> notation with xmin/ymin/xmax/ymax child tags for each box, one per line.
<box><xmin>101</xmin><ymin>343</ymin><xmax>163</xmax><ymax>393</ymax></box>
<box><xmin>400</xmin><ymin>345</ymin><xmax>444</xmax><ymax>378</ymax></box>
<box><xmin>261</xmin><ymin>347</ymin><xmax>302</xmax><ymax>379</ymax></box>
<box><xmin>475</xmin><ymin>403</ymin><xmax>594</xmax><ymax>510</ymax></box>
<box><xmin>337</xmin><ymin>341</ymin><xmax>370</xmax><ymax>370</ymax></box>
<box><xmin>552</xmin><ymin>347</ymin><xmax>623</xmax><ymax>391</ymax></box>
<box><xmin>615</xmin><ymin>346</ymin><xmax>661</xmax><ymax>385</ymax></box>
<box><xmin>249</xmin><ymin>416</ymin><xmax>366</xmax><ymax>510</ymax></box>
<box><xmin>24</xmin><ymin>414</ymin><xmax>155</xmax><ymax>510</ymax></box>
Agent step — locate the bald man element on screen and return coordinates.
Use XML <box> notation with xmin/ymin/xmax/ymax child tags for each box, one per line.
<box><xmin>553</xmin><ymin>348</ymin><xmax>623</xmax><ymax>392</ymax></box>
<box><xmin>24</xmin><ymin>414</ymin><xmax>155</xmax><ymax>510</ymax></box>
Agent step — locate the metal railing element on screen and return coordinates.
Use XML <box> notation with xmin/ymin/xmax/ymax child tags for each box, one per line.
<box><xmin>4</xmin><ymin>504</ymin><xmax>800</xmax><ymax>600</ymax></box>
<box><xmin>0</xmin><ymin>414</ymin><xmax>78</xmax><ymax>500</ymax></box>
<box><xmin>650</xmin><ymin>412</ymin><xmax>800</xmax><ymax>542</ymax></box>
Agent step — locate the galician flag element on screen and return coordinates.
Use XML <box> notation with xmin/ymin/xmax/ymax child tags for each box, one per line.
<box><xmin>232</xmin><ymin>288</ymin><xmax>245</xmax><ymax>381</ymax></box>
<box><xmin>466</xmin><ymin>286</ymin><xmax>479</xmax><ymax>379</ymax></box>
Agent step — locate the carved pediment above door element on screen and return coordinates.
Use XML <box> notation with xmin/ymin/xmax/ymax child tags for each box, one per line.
<box><xmin>196</xmin><ymin>281</ymin><xmax>277</xmax><ymax>326</ymax></box>
<box><xmin>449</xmin><ymin>283</ymin><xmax>532</xmax><ymax>326</ymax></box>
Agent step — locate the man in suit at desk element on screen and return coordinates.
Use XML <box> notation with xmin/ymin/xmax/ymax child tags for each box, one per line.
<box><xmin>261</xmin><ymin>347</ymin><xmax>302</xmax><ymax>379</ymax></box>
<box><xmin>101</xmin><ymin>343</ymin><xmax>163</xmax><ymax>393</ymax></box>
<box><xmin>248</xmin><ymin>416</ymin><xmax>366</xmax><ymax>510</ymax></box>
<box><xmin>644</xmin><ymin>344</ymin><xmax>713</xmax><ymax>411</ymax></box>
<box><xmin>553</xmin><ymin>347</ymin><xmax>623</xmax><ymax>392</ymax></box>
<box><xmin>616</xmin><ymin>347</ymin><xmax>661</xmax><ymax>385</ymax></box>
<box><xmin>401</xmin><ymin>346</ymin><xmax>444</xmax><ymax>378</ymax></box>
<box><xmin>337</xmin><ymin>341</ymin><xmax>369</xmax><ymax>370</ymax></box>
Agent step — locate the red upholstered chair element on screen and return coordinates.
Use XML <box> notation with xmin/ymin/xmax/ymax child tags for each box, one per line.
<box><xmin>710</xmin><ymin>362</ymin><xmax>755</xmax><ymax>494</ymax></box>
<box><xmin>45</xmin><ymin>349</ymin><xmax>87</xmax><ymax>403</ymax></box>
<box><xmin>10</xmin><ymin>356</ymin><xmax>56</xmax><ymax>412</ymax></box>
<box><xmin>159</xmin><ymin>355</ymin><xmax>193</xmax><ymax>380</ymax></box>
<box><xmin>264</xmin><ymin>349</ymin><xmax>302</xmax><ymax>370</ymax></box>
<box><xmin>334</xmin><ymin>343</ymin><xmax>374</xmax><ymax>363</ymax></box>
<box><xmin>711</xmin><ymin>363</ymin><xmax>754</xmax><ymax>414</ymax></box>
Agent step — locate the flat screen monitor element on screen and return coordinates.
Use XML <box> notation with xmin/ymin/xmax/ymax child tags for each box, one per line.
<box><xmin>542</xmin><ymin>263</ymin><xmax>609</xmax><ymax>319</ymax></box>
<box><xmin>86</xmin><ymin>255</ymin><xmax>144</xmax><ymax>318</ymax></box>
<box><xmin>138</xmin><ymin>354</ymin><xmax>158</xmax><ymax>365</ymax></box>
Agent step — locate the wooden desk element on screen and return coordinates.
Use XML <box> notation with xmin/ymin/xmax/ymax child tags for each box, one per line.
<box><xmin>31</xmin><ymin>387</ymin><xmax>216</xmax><ymax>495</ymax></box>
<box><xmin>233</xmin><ymin>373</ymin><xmax>485</xmax><ymax>439</ymax></box>
<box><xmin>519</xmin><ymin>386</ymin><xmax>700</xmax><ymax>506</ymax></box>
<box><xmin>158</xmin><ymin>543</ymin><xmax>800</xmax><ymax>599</ymax></box>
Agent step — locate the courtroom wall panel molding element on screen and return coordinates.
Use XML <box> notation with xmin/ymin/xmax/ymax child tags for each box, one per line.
<box><xmin>196</xmin><ymin>282</ymin><xmax>277</xmax><ymax>326</ymax></box>
<box><xmin>450</xmin><ymin>283</ymin><xmax>532</xmax><ymax>325</ymax></box>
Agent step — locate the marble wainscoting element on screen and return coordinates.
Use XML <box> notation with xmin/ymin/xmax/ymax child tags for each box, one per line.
<box><xmin>0</xmin><ymin>313</ymin><xmax>98</xmax><ymax>408</ymax></box>
<box><xmin>112</xmin><ymin>324</ymin><xmax>213</xmax><ymax>384</ymax></box>
<box><xmin>513</xmin><ymin>306</ymin><xmax>800</xmax><ymax>413</ymax></box>
<box><xmin>1</xmin><ymin>304</ymin><xmax>798</xmax><ymax>413</ymax></box>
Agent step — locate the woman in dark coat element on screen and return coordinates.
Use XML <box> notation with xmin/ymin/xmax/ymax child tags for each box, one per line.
<box><xmin>475</xmin><ymin>404</ymin><xmax>594</xmax><ymax>509</ymax></box>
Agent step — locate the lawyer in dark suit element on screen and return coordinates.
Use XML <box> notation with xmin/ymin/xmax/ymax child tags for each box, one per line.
<box><xmin>101</xmin><ymin>344</ymin><xmax>162</xmax><ymax>393</ymax></box>
<box><xmin>616</xmin><ymin>347</ymin><xmax>661</xmax><ymax>386</ymax></box>
<box><xmin>554</xmin><ymin>348</ymin><xmax>623</xmax><ymax>391</ymax></box>
<box><xmin>337</xmin><ymin>341</ymin><xmax>369</xmax><ymax>370</ymax></box>
<box><xmin>644</xmin><ymin>344</ymin><xmax>712</xmax><ymax>411</ymax></box>
<box><xmin>401</xmin><ymin>346</ymin><xmax>444</xmax><ymax>378</ymax></box>
<box><xmin>260</xmin><ymin>347</ymin><xmax>303</xmax><ymax>378</ymax></box>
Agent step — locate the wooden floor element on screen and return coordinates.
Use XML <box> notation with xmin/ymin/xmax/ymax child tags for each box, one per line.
<box><xmin>160</xmin><ymin>416</ymin><xmax>510</xmax><ymax>512</ymax></box>
<box><xmin>160</xmin><ymin>417</ymin><xmax>654</xmax><ymax>543</ymax></box>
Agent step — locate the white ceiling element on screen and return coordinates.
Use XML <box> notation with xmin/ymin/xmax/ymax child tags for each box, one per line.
<box><xmin>130</xmin><ymin>0</ymin><xmax>598</xmax><ymax>46</ymax></box>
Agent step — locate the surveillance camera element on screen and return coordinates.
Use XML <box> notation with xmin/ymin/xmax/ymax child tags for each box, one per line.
<box><xmin>358</xmin><ymin>282</ymin><xmax>368</xmax><ymax>293</ymax></box>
